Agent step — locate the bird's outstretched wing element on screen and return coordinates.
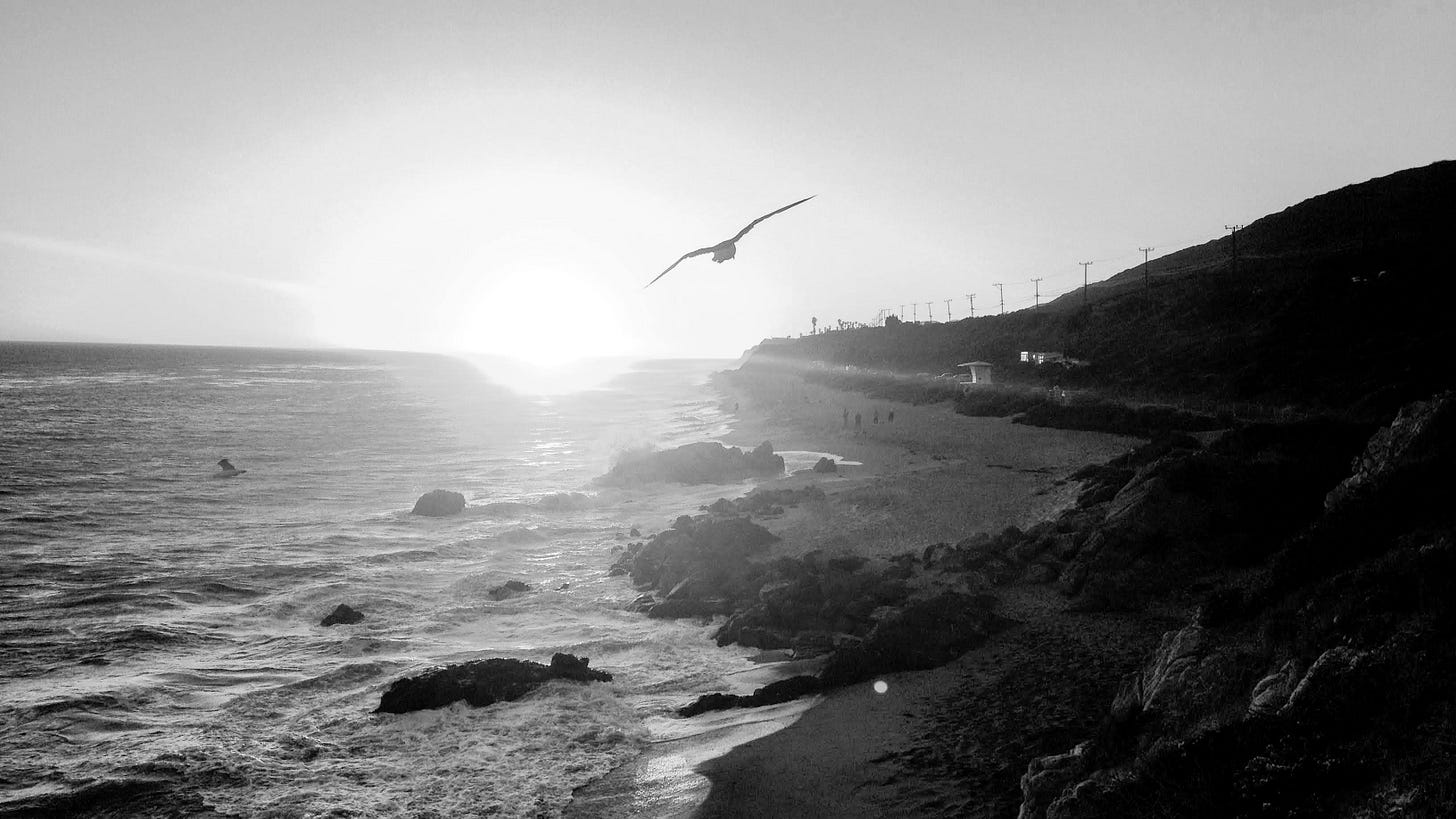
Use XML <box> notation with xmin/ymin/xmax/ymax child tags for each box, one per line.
<box><xmin>727</xmin><ymin>195</ymin><xmax>815</xmax><ymax>243</ymax></box>
<box><xmin>644</xmin><ymin>245</ymin><xmax>717</xmax><ymax>289</ymax></box>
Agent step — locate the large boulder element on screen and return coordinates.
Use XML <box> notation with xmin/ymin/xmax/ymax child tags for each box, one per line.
<box><xmin>597</xmin><ymin>441</ymin><xmax>785</xmax><ymax>485</ymax></box>
<box><xmin>819</xmin><ymin>592</ymin><xmax>1001</xmax><ymax>686</ymax></box>
<box><xmin>320</xmin><ymin>603</ymin><xmax>364</xmax><ymax>627</ymax></box>
<box><xmin>375</xmin><ymin>653</ymin><xmax>611</xmax><ymax>714</ymax></box>
<box><xmin>411</xmin><ymin>489</ymin><xmax>466</xmax><ymax>517</ymax></box>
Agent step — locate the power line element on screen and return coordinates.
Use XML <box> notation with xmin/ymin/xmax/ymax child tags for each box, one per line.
<box><xmin>945</xmin><ymin>297</ymin><xmax>955</xmax><ymax>321</ymax></box>
<box><xmin>964</xmin><ymin>293</ymin><xmax>974</xmax><ymax>319</ymax></box>
<box><xmin>1030</xmin><ymin>277</ymin><xmax>1044</xmax><ymax>310</ymax></box>
<box><xmin>1224</xmin><ymin>225</ymin><xmax>1244</xmax><ymax>276</ymax></box>
<box><xmin>1079</xmin><ymin>261</ymin><xmax>1094</xmax><ymax>307</ymax></box>
<box><xmin>993</xmin><ymin>282</ymin><xmax>1004</xmax><ymax>315</ymax></box>
<box><xmin>1139</xmin><ymin>247</ymin><xmax>1155</xmax><ymax>292</ymax></box>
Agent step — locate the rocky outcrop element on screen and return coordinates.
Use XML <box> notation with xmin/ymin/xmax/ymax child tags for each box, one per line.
<box><xmin>411</xmin><ymin>489</ymin><xmax>466</xmax><ymax>516</ymax></box>
<box><xmin>597</xmin><ymin>441</ymin><xmax>785</xmax><ymax>485</ymax></box>
<box><xmin>1014</xmin><ymin>395</ymin><xmax>1456</xmax><ymax>819</ymax></box>
<box><xmin>609</xmin><ymin>515</ymin><xmax>779</xmax><ymax>615</ymax></box>
<box><xmin>677</xmin><ymin>675</ymin><xmax>822</xmax><ymax>717</ymax></box>
<box><xmin>320</xmin><ymin>603</ymin><xmax>364</xmax><ymax>626</ymax></box>
<box><xmin>1324</xmin><ymin>390</ymin><xmax>1454</xmax><ymax>510</ymax></box>
<box><xmin>1017</xmin><ymin>743</ymin><xmax>1089</xmax><ymax>819</ymax></box>
<box><xmin>375</xmin><ymin>653</ymin><xmax>611</xmax><ymax>714</ymax></box>
<box><xmin>812</xmin><ymin>457</ymin><xmax>838</xmax><ymax>473</ymax></box>
<box><xmin>819</xmin><ymin>591</ymin><xmax>1001</xmax><ymax>686</ymax></box>
<box><xmin>713</xmin><ymin>552</ymin><xmax>912</xmax><ymax>652</ymax></box>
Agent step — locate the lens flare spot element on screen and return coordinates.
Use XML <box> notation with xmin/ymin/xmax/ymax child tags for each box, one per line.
<box><xmin>872</xmin><ymin>680</ymin><xmax>888</xmax><ymax>695</ymax></box>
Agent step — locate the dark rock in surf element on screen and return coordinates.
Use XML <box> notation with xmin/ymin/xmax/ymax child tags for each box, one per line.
<box><xmin>812</xmin><ymin>457</ymin><xmax>838</xmax><ymax>473</ymax></box>
<box><xmin>677</xmin><ymin>675</ymin><xmax>823</xmax><ymax>717</ymax></box>
<box><xmin>321</xmin><ymin>604</ymin><xmax>365</xmax><ymax>627</ymax></box>
<box><xmin>375</xmin><ymin>653</ymin><xmax>612</xmax><ymax>714</ymax></box>
<box><xmin>411</xmin><ymin>489</ymin><xmax>466</xmax><ymax>517</ymax></box>
<box><xmin>596</xmin><ymin>441</ymin><xmax>785</xmax><ymax>486</ymax></box>
<box><xmin>486</xmin><ymin>580</ymin><xmax>531</xmax><ymax>600</ymax></box>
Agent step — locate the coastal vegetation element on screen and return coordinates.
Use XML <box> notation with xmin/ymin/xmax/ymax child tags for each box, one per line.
<box><xmin>764</xmin><ymin>160</ymin><xmax>1456</xmax><ymax>423</ymax></box>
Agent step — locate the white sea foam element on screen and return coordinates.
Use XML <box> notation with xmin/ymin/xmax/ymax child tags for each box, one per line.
<box><xmin>0</xmin><ymin>344</ymin><xmax>785</xmax><ymax>818</ymax></box>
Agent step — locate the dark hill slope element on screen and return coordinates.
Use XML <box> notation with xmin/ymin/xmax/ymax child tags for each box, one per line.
<box><xmin>759</xmin><ymin>161</ymin><xmax>1456</xmax><ymax>416</ymax></box>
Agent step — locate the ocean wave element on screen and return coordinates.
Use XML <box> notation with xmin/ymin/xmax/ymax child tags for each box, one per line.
<box><xmin>361</xmin><ymin>548</ymin><xmax>440</xmax><ymax>565</ymax></box>
<box><xmin>202</xmin><ymin>682</ymin><xmax>646</xmax><ymax>819</ymax></box>
<box><xmin>51</xmin><ymin>590</ymin><xmax>178</xmax><ymax>611</ymax></box>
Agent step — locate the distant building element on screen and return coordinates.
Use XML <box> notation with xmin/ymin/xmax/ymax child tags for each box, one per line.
<box><xmin>1020</xmin><ymin>351</ymin><xmax>1090</xmax><ymax>367</ymax></box>
<box><xmin>955</xmin><ymin>361</ymin><xmax>994</xmax><ymax>386</ymax></box>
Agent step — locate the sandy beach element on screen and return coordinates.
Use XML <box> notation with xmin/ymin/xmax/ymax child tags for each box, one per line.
<box><xmin>693</xmin><ymin>368</ymin><xmax>1182</xmax><ymax>817</ymax></box>
<box><xmin>572</xmin><ymin>365</ymin><xmax>1175</xmax><ymax>817</ymax></box>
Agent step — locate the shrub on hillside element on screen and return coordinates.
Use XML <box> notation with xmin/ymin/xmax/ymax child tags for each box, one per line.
<box><xmin>953</xmin><ymin>387</ymin><xmax>1048</xmax><ymax>417</ymax></box>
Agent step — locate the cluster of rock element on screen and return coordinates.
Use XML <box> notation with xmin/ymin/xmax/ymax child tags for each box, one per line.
<box><xmin>611</xmin><ymin>485</ymin><xmax>1002</xmax><ymax>710</ymax></box>
<box><xmin>596</xmin><ymin>441</ymin><xmax>785</xmax><ymax>486</ymax></box>
<box><xmin>1015</xmin><ymin>393</ymin><xmax>1456</xmax><ymax>818</ymax></box>
<box><xmin>375</xmin><ymin>653</ymin><xmax>611</xmax><ymax>714</ymax></box>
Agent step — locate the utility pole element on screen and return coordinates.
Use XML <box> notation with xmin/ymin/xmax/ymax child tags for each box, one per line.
<box><xmin>1031</xmin><ymin>277</ymin><xmax>1044</xmax><ymax>310</ymax></box>
<box><xmin>1139</xmin><ymin>247</ymin><xmax>1155</xmax><ymax>292</ymax></box>
<box><xmin>911</xmin><ymin>303</ymin><xmax>918</xmax><ymax>322</ymax></box>
<box><xmin>925</xmin><ymin>302</ymin><xmax>933</xmax><ymax>323</ymax></box>
<box><xmin>944</xmin><ymin>298</ymin><xmax>955</xmax><ymax>321</ymax></box>
<box><xmin>963</xmin><ymin>294</ymin><xmax>974</xmax><ymax>318</ymax></box>
<box><xmin>1225</xmin><ymin>225</ymin><xmax>1244</xmax><ymax>276</ymax></box>
<box><xmin>993</xmin><ymin>282</ymin><xmax>1004</xmax><ymax>315</ymax></box>
<box><xmin>1079</xmin><ymin>261</ymin><xmax>1093</xmax><ymax>307</ymax></box>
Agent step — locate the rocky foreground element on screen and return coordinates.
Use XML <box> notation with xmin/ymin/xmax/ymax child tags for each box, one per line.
<box><xmin>611</xmin><ymin>390</ymin><xmax>1456</xmax><ymax>817</ymax></box>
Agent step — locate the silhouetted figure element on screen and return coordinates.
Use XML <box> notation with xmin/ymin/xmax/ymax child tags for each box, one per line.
<box><xmin>843</xmin><ymin>408</ymin><xmax>849</xmax><ymax>428</ymax></box>
<box><xmin>216</xmin><ymin>458</ymin><xmax>246</xmax><ymax>477</ymax></box>
<box><xmin>888</xmin><ymin>410</ymin><xmax>895</xmax><ymax>424</ymax></box>
<box><xmin>644</xmin><ymin>196</ymin><xmax>815</xmax><ymax>288</ymax></box>
<box><xmin>873</xmin><ymin>409</ymin><xmax>879</xmax><ymax>425</ymax></box>
<box><xmin>854</xmin><ymin>412</ymin><xmax>862</xmax><ymax>434</ymax></box>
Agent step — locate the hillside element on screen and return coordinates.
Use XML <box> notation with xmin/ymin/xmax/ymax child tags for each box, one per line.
<box><xmin>757</xmin><ymin>160</ymin><xmax>1456</xmax><ymax>418</ymax></box>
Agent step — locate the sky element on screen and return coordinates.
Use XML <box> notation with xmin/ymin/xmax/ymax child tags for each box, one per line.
<box><xmin>3</xmin><ymin>0</ymin><xmax>1454</xmax><ymax>363</ymax></box>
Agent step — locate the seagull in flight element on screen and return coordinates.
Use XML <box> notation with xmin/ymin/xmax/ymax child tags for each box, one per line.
<box><xmin>644</xmin><ymin>195</ymin><xmax>814</xmax><ymax>288</ymax></box>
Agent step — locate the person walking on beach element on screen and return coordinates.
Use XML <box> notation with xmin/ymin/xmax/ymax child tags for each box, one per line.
<box><xmin>854</xmin><ymin>412</ymin><xmax>862</xmax><ymax>435</ymax></box>
<box><xmin>843</xmin><ymin>407</ymin><xmax>849</xmax><ymax>429</ymax></box>
<box><xmin>873</xmin><ymin>409</ymin><xmax>879</xmax><ymax>425</ymax></box>
<box><xmin>888</xmin><ymin>409</ymin><xmax>895</xmax><ymax>424</ymax></box>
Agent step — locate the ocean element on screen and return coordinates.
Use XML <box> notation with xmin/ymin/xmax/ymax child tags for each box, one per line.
<box><xmin>0</xmin><ymin>342</ymin><xmax>802</xmax><ymax>817</ymax></box>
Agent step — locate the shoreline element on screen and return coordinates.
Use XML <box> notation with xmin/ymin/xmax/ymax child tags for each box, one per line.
<box><xmin>570</xmin><ymin>364</ymin><xmax>1151</xmax><ymax>817</ymax></box>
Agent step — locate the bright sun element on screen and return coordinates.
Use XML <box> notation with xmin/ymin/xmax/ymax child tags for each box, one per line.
<box><xmin>463</xmin><ymin>265</ymin><xmax>635</xmax><ymax>365</ymax></box>
<box><xmin>311</xmin><ymin>168</ymin><xmax>648</xmax><ymax>364</ymax></box>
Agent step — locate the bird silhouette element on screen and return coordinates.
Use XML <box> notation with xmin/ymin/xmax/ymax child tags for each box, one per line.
<box><xmin>644</xmin><ymin>196</ymin><xmax>814</xmax><ymax>288</ymax></box>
